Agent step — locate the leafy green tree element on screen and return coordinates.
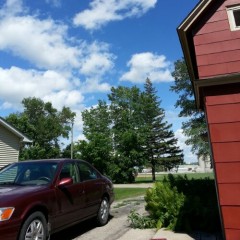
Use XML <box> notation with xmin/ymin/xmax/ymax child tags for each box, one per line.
<box><xmin>77</xmin><ymin>82</ymin><xmax>183</xmax><ymax>183</ymax></box>
<box><xmin>170</xmin><ymin>58</ymin><xmax>210</xmax><ymax>158</ymax></box>
<box><xmin>76</xmin><ymin>100</ymin><xmax>113</xmax><ymax>175</ymax></box>
<box><xmin>6</xmin><ymin>97</ymin><xmax>75</xmax><ymax>160</ymax></box>
<box><xmin>142</xmin><ymin>78</ymin><xmax>183</xmax><ymax>181</ymax></box>
<box><xmin>61</xmin><ymin>144</ymin><xmax>72</xmax><ymax>158</ymax></box>
<box><xmin>61</xmin><ymin>143</ymin><xmax>79</xmax><ymax>159</ymax></box>
<box><xmin>108</xmin><ymin>86</ymin><xmax>145</xmax><ymax>183</ymax></box>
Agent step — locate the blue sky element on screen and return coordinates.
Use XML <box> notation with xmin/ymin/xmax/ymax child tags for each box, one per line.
<box><xmin>0</xmin><ymin>0</ymin><xmax>200</xmax><ymax>163</ymax></box>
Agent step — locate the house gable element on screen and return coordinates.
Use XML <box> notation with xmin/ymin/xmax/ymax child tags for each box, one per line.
<box><xmin>0</xmin><ymin>117</ymin><xmax>32</xmax><ymax>168</ymax></box>
<box><xmin>194</xmin><ymin>0</ymin><xmax>240</xmax><ymax>79</ymax></box>
<box><xmin>178</xmin><ymin>0</ymin><xmax>240</xmax><ymax>109</ymax></box>
<box><xmin>0</xmin><ymin>117</ymin><xmax>32</xmax><ymax>143</ymax></box>
<box><xmin>178</xmin><ymin>1</ymin><xmax>240</xmax><ymax>239</ymax></box>
<box><xmin>0</xmin><ymin>125</ymin><xmax>20</xmax><ymax>168</ymax></box>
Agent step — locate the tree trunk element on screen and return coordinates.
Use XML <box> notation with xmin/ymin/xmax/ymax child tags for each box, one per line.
<box><xmin>152</xmin><ymin>164</ymin><xmax>156</xmax><ymax>182</ymax></box>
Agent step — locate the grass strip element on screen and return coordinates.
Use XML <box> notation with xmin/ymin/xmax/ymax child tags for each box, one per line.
<box><xmin>135</xmin><ymin>172</ymin><xmax>214</xmax><ymax>183</ymax></box>
<box><xmin>114</xmin><ymin>188</ymin><xmax>147</xmax><ymax>201</ymax></box>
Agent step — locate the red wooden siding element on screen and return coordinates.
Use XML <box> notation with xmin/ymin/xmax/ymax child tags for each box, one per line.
<box><xmin>218</xmin><ymin>184</ymin><xmax>240</xmax><ymax>205</ymax></box>
<box><xmin>216</xmin><ymin>163</ymin><xmax>240</xmax><ymax>183</ymax></box>
<box><xmin>212</xmin><ymin>142</ymin><xmax>240</xmax><ymax>162</ymax></box>
<box><xmin>197</xmin><ymin>50</ymin><xmax>240</xmax><ymax>66</ymax></box>
<box><xmin>210</xmin><ymin>122</ymin><xmax>240</xmax><ymax>142</ymax></box>
<box><xmin>205</xmin><ymin>92</ymin><xmax>240</xmax><ymax>239</ymax></box>
<box><xmin>205</xmin><ymin>93</ymin><xmax>240</xmax><ymax>105</ymax></box>
<box><xmin>225</xmin><ymin>229</ymin><xmax>240</xmax><ymax>240</ymax></box>
<box><xmin>222</xmin><ymin>207</ymin><xmax>240</xmax><ymax>229</ymax></box>
<box><xmin>193</xmin><ymin>0</ymin><xmax>240</xmax><ymax>79</ymax></box>
<box><xmin>207</xmin><ymin>102</ymin><xmax>240</xmax><ymax>123</ymax></box>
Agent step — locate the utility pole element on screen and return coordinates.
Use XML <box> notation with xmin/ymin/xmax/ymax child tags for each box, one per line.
<box><xmin>71</xmin><ymin>119</ymin><xmax>74</xmax><ymax>159</ymax></box>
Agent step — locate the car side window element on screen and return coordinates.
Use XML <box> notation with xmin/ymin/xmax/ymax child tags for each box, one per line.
<box><xmin>60</xmin><ymin>162</ymin><xmax>80</xmax><ymax>184</ymax></box>
<box><xmin>0</xmin><ymin>165</ymin><xmax>18</xmax><ymax>183</ymax></box>
<box><xmin>77</xmin><ymin>162</ymin><xmax>98</xmax><ymax>181</ymax></box>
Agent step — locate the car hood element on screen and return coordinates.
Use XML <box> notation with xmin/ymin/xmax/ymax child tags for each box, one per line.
<box><xmin>0</xmin><ymin>185</ymin><xmax>46</xmax><ymax>197</ymax></box>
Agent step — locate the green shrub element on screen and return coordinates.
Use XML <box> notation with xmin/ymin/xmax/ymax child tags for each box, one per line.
<box><xmin>164</xmin><ymin>174</ymin><xmax>221</xmax><ymax>232</ymax></box>
<box><xmin>127</xmin><ymin>174</ymin><xmax>221</xmax><ymax>233</ymax></box>
<box><xmin>145</xmin><ymin>182</ymin><xmax>185</xmax><ymax>230</ymax></box>
<box><xmin>128</xmin><ymin>209</ymin><xmax>156</xmax><ymax>229</ymax></box>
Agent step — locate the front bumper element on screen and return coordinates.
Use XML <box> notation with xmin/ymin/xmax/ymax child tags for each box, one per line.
<box><xmin>0</xmin><ymin>218</ymin><xmax>21</xmax><ymax>240</ymax></box>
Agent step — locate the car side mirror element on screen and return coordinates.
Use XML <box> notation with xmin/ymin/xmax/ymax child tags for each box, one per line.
<box><xmin>58</xmin><ymin>177</ymin><xmax>73</xmax><ymax>187</ymax></box>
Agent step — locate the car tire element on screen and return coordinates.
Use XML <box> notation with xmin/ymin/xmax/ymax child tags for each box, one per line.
<box><xmin>19</xmin><ymin>211</ymin><xmax>48</xmax><ymax>240</ymax></box>
<box><xmin>96</xmin><ymin>197</ymin><xmax>110</xmax><ymax>226</ymax></box>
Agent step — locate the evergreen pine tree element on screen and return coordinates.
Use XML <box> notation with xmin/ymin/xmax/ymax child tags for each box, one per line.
<box><xmin>142</xmin><ymin>78</ymin><xmax>183</xmax><ymax>181</ymax></box>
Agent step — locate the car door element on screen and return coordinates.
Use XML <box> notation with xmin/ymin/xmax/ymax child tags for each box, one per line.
<box><xmin>54</xmin><ymin>161</ymin><xmax>86</xmax><ymax>229</ymax></box>
<box><xmin>77</xmin><ymin>162</ymin><xmax>103</xmax><ymax>216</ymax></box>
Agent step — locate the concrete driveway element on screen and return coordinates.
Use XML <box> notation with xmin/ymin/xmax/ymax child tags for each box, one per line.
<box><xmin>51</xmin><ymin>183</ymin><xmax>222</xmax><ymax>240</ymax></box>
<box><xmin>51</xmin><ymin>196</ymin><xmax>155</xmax><ymax>240</ymax></box>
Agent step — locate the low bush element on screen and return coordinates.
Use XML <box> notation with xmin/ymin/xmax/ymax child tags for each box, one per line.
<box><xmin>165</xmin><ymin>174</ymin><xmax>221</xmax><ymax>232</ymax></box>
<box><xmin>128</xmin><ymin>209</ymin><xmax>156</xmax><ymax>229</ymax></box>
<box><xmin>128</xmin><ymin>174</ymin><xmax>221</xmax><ymax>233</ymax></box>
<box><xmin>145</xmin><ymin>182</ymin><xmax>185</xmax><ymax>230</ymax></box>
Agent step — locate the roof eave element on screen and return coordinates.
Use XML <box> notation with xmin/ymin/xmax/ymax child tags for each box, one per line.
<box><xmin>0</xmin><ymin>117</ymin><xmax>32</xmax><ymax>143</ymax></box>
<box><xmin>177</xmin><ymin>0</ymin><xmax>214</xmax><ymax>109</ymax></box>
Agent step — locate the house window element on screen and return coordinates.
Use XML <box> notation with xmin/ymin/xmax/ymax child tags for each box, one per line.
<box><xmin>227</xmin><ymin>5</ymin><xmax>240</xmax><ymax>31</ymax></box>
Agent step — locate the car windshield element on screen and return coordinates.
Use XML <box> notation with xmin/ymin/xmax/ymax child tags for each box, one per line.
<box><xmin>0</xmin><ymin>162</ymin><xmax>58</xmax><ymax>186</ymax></box>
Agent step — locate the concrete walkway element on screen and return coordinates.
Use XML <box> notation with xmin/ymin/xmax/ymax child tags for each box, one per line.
<box><xmin>151</xmin><ymin>229</ymin><xmax>223</xmax><ymax>240</ymax></box>
<box><xmin>151</xmin><ymin>229</ymin><xmax>194</xmax><ymax>240</ymax></box>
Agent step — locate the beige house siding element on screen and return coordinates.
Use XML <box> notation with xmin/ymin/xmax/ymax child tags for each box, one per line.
<box><xmin>0</xmin><ymin>125</ymin><xmax>20</xmax><ymax>168</ymax></box>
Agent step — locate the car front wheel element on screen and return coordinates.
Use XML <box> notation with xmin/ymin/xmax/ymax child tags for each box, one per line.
<box><xmin>19</xmin><ymin>211</ymin><xmax>47</xmax><ymax>240</ymax></box>
<box><xmin>97</xmin><ymin>197</ymin><xmax>110</xmax><ymax>226</ymax></box>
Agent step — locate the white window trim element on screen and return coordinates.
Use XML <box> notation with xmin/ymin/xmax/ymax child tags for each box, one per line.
<box><xmin>227</xmin><ymin>5</ymin><xmax>240</xmax><ymax>31</ymax></box>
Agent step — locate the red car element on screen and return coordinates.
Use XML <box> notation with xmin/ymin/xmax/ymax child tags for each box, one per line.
<box><xmin>0</xmin><ymin>159</ymin><xmax>114</xmax><ymax>240</ymax></box>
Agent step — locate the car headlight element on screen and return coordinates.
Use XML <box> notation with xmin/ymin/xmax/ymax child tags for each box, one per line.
<box><xmin>0</xmin><ymin>207</ymin><xmax>15</xmax><ymax>221</ymax></box>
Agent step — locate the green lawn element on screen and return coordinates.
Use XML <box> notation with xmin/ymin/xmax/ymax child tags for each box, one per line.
<box><xmin>136</xmin><ymin>172</ymin><xmax>214</xmax><ymax>183</ymax></box>
<box><xmin>114</xmin><ymin>188</ymin><xmax>147</xmax><ymax>201</ymax></box>
<box><xmin>114</xmin><ymin>172</ymin><xmax>214</xmax><ymax>201</ymax></box>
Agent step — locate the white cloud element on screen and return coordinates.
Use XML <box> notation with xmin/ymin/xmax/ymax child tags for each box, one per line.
<box><xmin>0</xmin><ymin>65</ymin><xmax>112</xmax><ymax>137</ymax></box>
<box><xmin>0</xmin><ymin>0</ymin><xmax>24</xmax><ymax>17</ymax></box>
<box><xmin>80</xmin><ymin>78</ymin><xmax>111</xmax><ymax>93</ymax></box>
<box><xmin>0</xmin><ymin>2</ymin><xmax>116</xmax><ymax>75</ymax></box>
<box><xmin>0</xmin><ymin>16</ymin><xmax>81</xmax><ymax>69</ymax></box>
<box><xmin>80</xmin><ymin>53</ymin><xmax>114</xmax><ymax>76</ymax></box>
<box><xmin>0</xmin><ymin>1</ymin><xmax>116</xmax><ymax>107</ymax></box>
<box><xmin>79</xmin><ymin>42</ymin><xmax>115</xmax><ymax>77</ymax></box>
<box><xmin>0</xmin><ymin>0</ymin><xmax>118</xmax><ymax>147</ymax></box>
<box><xmin>0</xmin><ymin>1</ymin><xmax>81</xmax><ymax>70</ymax></box>
<box><xmin>0</xmin><ymin>101</ymin><xmax>13</xmax><ymax>110</ymax></box>
<box><xmin>0</xmin><ymin>66</ymin><xmax>73</xmax><ymax>107</ymax></box>
<box><xmin>73</xmin><ymin>0</ymin><xmax>157</xmax><ymax>30</ymax></box>
<box><xmin>175</xmin><ymin>129</ymin><xmax>198</xmax><ymax>164</ymax></box>
<box><xmin>120</xmin><ymin>52</ymin><xmax>173</xmax><ymax>83</ymax></box>
<box><xmin>43</xmin><ymin>90</ymin><xmax>84</xmax><ymax>110</ymax></box>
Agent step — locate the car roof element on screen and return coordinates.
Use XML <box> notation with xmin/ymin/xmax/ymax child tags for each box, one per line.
<box><xmin>14</xmin><ymin>159</ymin><xmax>85</xmax><ymax>164</ymax></box>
